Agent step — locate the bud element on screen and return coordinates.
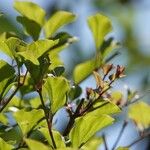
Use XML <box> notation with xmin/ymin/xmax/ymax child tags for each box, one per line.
<box><xmin>93</xmin><ymin>71</ymin><xmax>104</xmax><ymax>89</ymax></box>
<box><xmin>102</xmin><ymin>64</ymin><xmax>114</xmax><ymax>75</ymax></box>
<box><xmin>115</xmin><ymin>65</ymin><xmax>125</xmax><ymax>78</ymax></box>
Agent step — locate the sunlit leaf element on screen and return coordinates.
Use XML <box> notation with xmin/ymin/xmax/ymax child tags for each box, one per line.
<box><xmin>14</xmin><ymin>1</ymin><xmax>46</xmax><ymax>26</ymax></box>
<box><xmin>69</xmin><ymin>112</ymin><xmax>114</xmax><ymax>147</ymax></box>
<box><xmin>111</xmin><ymin>91</ymin><xmax>123</xmax><ymax>105</ymax></box>
<box><xmin>0</xmin><ymin>41</ymin><xmax>14</xmax><ymax>59</ymax></box>
<box><xmin>44</xmin><ymin>76</ymin><xmax>70</xmax><ymax>113</ymax></box>
<box><xmin>0</xmin><ymin>113</ymin><xmax>8</xmax><ymax>125</ymax></box>
<box><xmin>0</xmin><ymin>138</ymin><xmax>14</xmax><ymax>150</ymax></box>
<box><xmin>117</xmin><ymin>147</ymin><xmax>129</xmax><ymax>150</ymax></box>
<box><xmin>13</xmin><ymin>109</ymin><xmax>44</xmax><ymax>135</ymax></box>
<box><xmin>73</xmin><ymin>55</ymin><xmax>101</xmax><ymax>84</ymax></box>
<box><xmin>44</xmin><ymin>11</ymin><xmax>76</xmax><ymax>38</ymax></box>
<box><xmin>88</xmin><ymin>13</ymin><xmax>112</xmax><ymax>50</ymax></box>
<box><xmin>18</xmin><ymin>39</ymin><xmax>58</xmax><ymax>65</ymax></box>
<box><xmin>82</xmin><ymin>137</ymin><xmax>103</xmax><ymax>150</ymax></box>
<box><xmin>90</xmin><ymin>100</ymin><xmax>121</xmax><ymax>115</ymax></box>
<box><xmin>0</xmin><ymin>60</ymin><xmax>15</xmax><ymax>99</ymax></box>
<box><xmin>25</xmin><ymin>139</ymin><xmax>50</xmax><ymax>150</ymax></box>
<box><xmin>39</xmin><ymin>128</ymin><xmax>66</xmax><ymax>148</ymax></box>
<box><xmin>128</xmin><ymin>102</ymin><xmax>150</xmax><ymax>130</ymax></box>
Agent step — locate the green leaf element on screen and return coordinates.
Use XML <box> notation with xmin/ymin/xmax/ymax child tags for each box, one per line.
<box><xmin>0</xmin><ymin>138</ymin><xmax>14</xmax><ymax>150</ymax></box>
<box><xmin>14</xmin><ymin>1</ymin><xmax>46</xmax><ymax>26</ymax></box>
<box><xmin>83</xmin><ymin>137</ymin><xmax>103</xmax><ymax>150</ymax></box>
<box><xmin>111</xmin><ymin>91</ymin><xmax>123</xmax><ymax>105</ymax></box>
<box><xmin>0</xmin><ymin>12</ymin><xmax>3</xmax><ymax>17</ymax></box>
<box><xmin>17</xmin><ymin>16</ymin><xmax>41</xmax><ymax>41</ymax></box>
<box><xmin>18</xmin><ymin>39</ymin><xmax>58</xmax><ymax>65</ymax></box>
<box><xmin>44</xmin><ymin>11</ymin><xmax>76</xmax><ymax>38</ymax></box>
<box><xmin>48</xmin><ymin>53</ymin><xmax>63</xmax><ymax>70</ymax></box>
<box><xmin>87</xmin><ymin>13</ymin><xmax>112</xmax><ymax>50</ymax></box>
<box><xmin>69</xmin><ymin>85</ymin><xmax>82</xmax><ymax>100</ymax></box>
<box><xmin>0</xmin><ymin>37</ymin><xmax>26</xmax><ymax>60</ymax></box>
<box><xmin>69</xmin><ymin>112</ymin><xmax>114</xmax><ymax>147</ymax></box>
<box><xmin>117</xmin><ymin>147</ymin><xmax>129</xmax><ymax>150</ymax></box>
<box><xmin>0</xmin><ymin>60</ymin><xmax>15</xmax><ymax>99</ymax></box>
<box><xmin>5</xmin><ymin>37</ymin><xmax>26</xmax><ymax>54</ymax></box>
<box><xmin>73</xmin><ymin>55</ymin><xmax>101</xmax><ymax>84</ymax></box>
<box><xmin>0</xmin><ymin>40</ymin><xmax>14</xmax><ymax>59</ymax></box>
<box><xmin>39</xmin><ymin>128</ymin><xmax>66</xmax><ymax>148</ymax></box>
<box><xmin>0</xmin><ymin>113</ymin><xmax>8</xmax><ymax>125</ymax></box>
<box><xmin>25</xmin><ymin>139</ymin><xmax>50</xmax><ymax>150</ymax></box>
<box><xmin>0</xmin><ymin>32</ymin><xmax>19</xmax><ymax>41</ymax></box>
<box><xmin>44</xmin><ymin>76</ymin><xmax>70</xmax><ymax>113</ymax></box>
<box><xmin>13</xmin><ymin>109</ymin><xmax>44</xmax><ymax>135</ymax></box>
<box><xmin>23</xmin><ymin>55</ymin><xmax>51</xmax><ymax>84</ymax></box>
<box><xmin>0</xmin><ymin>125</ymin><xmax>22</xmax><ymax>145</ymax></box>
<box><xmin>128</xmin><ymin>102</ymin><xmax>150</xmax><ymax>130</ymax></box>
<box><xmin>90</xmin><ymin>100</ymin><xmax>121</xmax><ymax>115</ymax></box>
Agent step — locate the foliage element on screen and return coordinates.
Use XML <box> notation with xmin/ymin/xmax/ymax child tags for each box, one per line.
<box><xmin>0</xmin><ymin>1</ymin><xmax>149</xmax><ymax>150</ymax></box>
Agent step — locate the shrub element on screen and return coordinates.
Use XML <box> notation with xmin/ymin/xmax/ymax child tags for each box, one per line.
<box><xmin>0</xmin><ymin>1</ymin><xmax>149</xmax><ymax>150</ymax></box>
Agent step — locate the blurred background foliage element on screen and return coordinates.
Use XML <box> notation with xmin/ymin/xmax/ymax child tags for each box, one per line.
<box><xmin>0</xmin><ymin>0</ymin><xmax>150</xmax><ymax>149</ymax></box>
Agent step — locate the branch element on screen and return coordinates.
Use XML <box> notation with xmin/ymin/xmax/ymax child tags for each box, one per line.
<box><xmin>0</xmin><ymin>70</ymin><xmax>28</xmax><ymax>113</ymax></box>
<box><xmin>111</xmin><ymin>121</ymin><xmax>128</xmax><ymax>150</ymax></box>
<box><xmin>102</xmin><ymin>134</ymin><xmax>109</xmax><ymax>150</ymax></box>
<box><xmin>38</xmin><ymin>90</ymin><xmax>57</xmax><ymax>149</ymax></box>
<box><xmin>126</xmin><ymin>132</ymin><xmax>150</xmax><ymax>148</ymax></box>
<box><xmin>63</xmin><ymin>99</ymin><xmax>85</xmax><ymax>136</ymax></box>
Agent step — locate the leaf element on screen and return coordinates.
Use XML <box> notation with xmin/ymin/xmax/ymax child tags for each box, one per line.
<box><xmin>0</xmin><ymin>60</ymin><xmax>15</xmax><ymax>99</ymax></box>
<box><xmin>128</xmin><ymin>102</ymin><xmax>150</xmax><ymax>130</ymax></box>
<box><xmin>69</xmin><ymin>85</ymin><xmax>82</xmax><ymax>100</ymax></box>
<box><xmin>117</xmin><ymin>147</ymin><xmax>129</xmax><ymax>150</ymax></box>
<box><xmin>0</xmin><ymin>125</ymin><xmax>22</xmax><ymax>145</ymax></box>
<box><xmin>0</xmin><ymin>138</ymin><xmax>14</xmax><ymax>150</ymax></box>
<box><xmin>87</xmin><ymin>13</ymin><xmax>112</xmax><ymax>50</ymax></box>
<box><xmin>44</xmin><ymin>76</ymin><xmax>70</xmax><ymax>113</ymax></box>
<box><xmin>14</xmin><ymin>1</ymin><xmax>46</xmax><ymax>26</ymax></box>
<box><xmin>83</xmin><ymin>137</ymin><xmax>103</xmax><ymax>150</ymax></box>
<box><xmin>0</xmin><ymin>32</ymin><xmax>19</xmax><ymax>41</ymax></box>
<box><xmin>13</xmin><ymin>109</ymin><xmax>44</xmax><ymax>135</ymax></box>
<box><xmin>18</xmin><ymin>39</ymin><xmax>58</xmax><ymax>65</ymax></box>
<box><xmin>0</xmin><ymin>37</ymin><xmax>26</xmax><ymax>60</ymax></box>
<box><xmin>17</xmin><ymin>16</ymin><xmax>41</xmax><ymax>41</ymax></box>
<box><xmin>25</xmin><ymin>139</ymin><xmax>50</xmax><ymax>150</ymax></box>
<box><xmin>0</xmin><ymin>113</ymin><xmax>8</xmax><ymax>125</ymax></box>
<box><xmin>111</xmin><ymin>91</ymin><xmax>123</xmax><ymax>105</ymax></box>
<box><xmin>73</xmin><ymin>55</ymin><xmax>101</xmax><ymax>84</ymax></box>
<box><xmin>93</xmin><ymin>71</ymin><xmax>104</xmax><ymax>88</ymax></box>
<box><xmin>69</xmin><ymin>112</ymin><xmax>114</xmax><ymax>147</ymax></box>
<box><xmin>39</xmin><ymin>128</ymin><xmax>66</xmax><ymax>148</ymax></box>
<box><xmin>44</xmin><ymin>11</ymin><xmax>76</xmax><ymax>38</ymax></box>
<box><xmin>0</xmin><ymin>40</ymin><xmax>14</xmax><ymax>59</ymax></box>
<box><xmin>90</xmin><ymin>100</ymin><xmax>121</xmax><ymax>115</ymax></box>
<box><xmin>5</xmin><ymin>37</ymin><xmax>26</xmax><ymax>53</ymax></box>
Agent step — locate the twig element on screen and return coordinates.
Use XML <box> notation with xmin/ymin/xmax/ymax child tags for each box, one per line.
<box><xmin>63</xmin><ymin>99</ymin><xmax>84</xmax><ymax>136</ymax></box>
<box><xmin>0</xmin><ymin>86</ymin><xmax>20</xmax><ymax>113</ymax></box>
<box><xmin>102</xmin><ymin>134</ymin><xmax>109</xmax><ymax>150</ymax></box>
<box><xmin>38</xmin><ymin>90</ymin><xmax>57</xmax><ymax>149</ymax></box>
<box><xmin>80</xmin><ymin>79</ymin><xmax>115</xmax><ymax>115</ymax></box>
<box><xmin>0</xmin><ymin>70</ymin><xmax>28</xmax><ymax>112</ymax></box>
<box><xmin>126</xmin><ymin>132</ymin><xmax>150</xmax><ymax>148</ymax></box>
<box><xmin>111</xmin><ymin>121</ymin><xmax>128</xmax><ymax>150</ymax></box>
